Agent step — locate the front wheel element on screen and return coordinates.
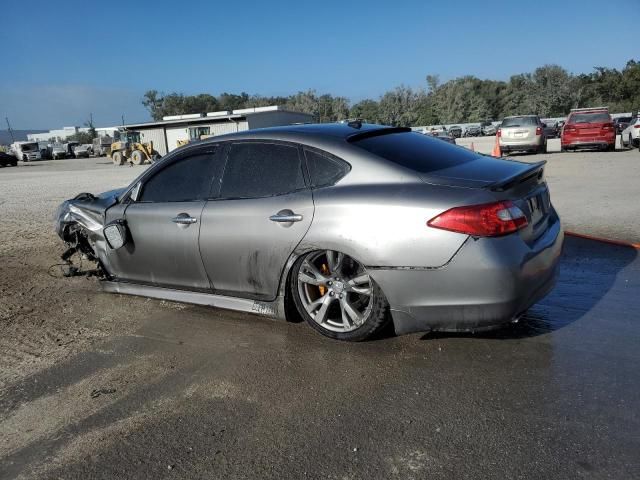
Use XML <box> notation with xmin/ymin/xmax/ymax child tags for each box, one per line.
<box><xmin>130</xmin><ymin>150</ymin><xmax>145</xmax><ymax>165</ymax></box>
<box><xmin>112</xmin><ymin>151</ymin><xmax>125</xmax><ymax>165</ymax></box>
<box><xmin>290</xmin><ymin>250</ymin><xmax>391</xmax><ymax>341</ymax></box>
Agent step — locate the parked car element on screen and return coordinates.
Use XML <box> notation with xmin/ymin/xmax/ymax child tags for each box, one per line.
<box><xmin>38</xmin><ymin>141</ymin><xmax>52</xmax><ymax>159</ymax></box>
<box><xmin>74</xmin><ymin>144</ymin><xmax>93</xmax><ymax>158</ymax></box>
<box><xmin>0</xmin><ymin>151</ymin><xmax>18</xmax><ymax>167</ymax></box>
<box><xmin>51</xmin><ymin>144</ymin><xmax>67</xmax><ymax>160</ymax></box>
<box><xmin>65</xmin><ymin>141</ymin><xmax>80</xmax><ymax>157</ymax></box>
<box><xmin>448</xmin><ymin>126</ymin><xmax>463</xmax><ymax>138</ymax></box>
<box><xmin>463</xmin><ymin>125</ymin><xmax>482</xmax><ymax>137</ymax></box>
<box><xmin>93</xmin><ymin>136</ymin><xmax>113</xmax><ymax>156</ymax></box>
<box><xmin>542</xmin><ymin>121</ymin><xmax>559</xmax><ymax>139</ymax></box>
<box><xmin>429</xmin><ymin>131</ymin><xmax>456</xmax><ymax>144</ymax></box>
<box><xmin>561</xmin><ymin>107</ymin><xmax>615</xmax><ymax>152</ymax></box>
<box><xmin>11</xmin><ymin>141</ymin><xmax>41</xmax><ymax>161</ymax></box>
<box><xmin>55</xmin><ymin>123</ymin><xmax>562</xmax><ymax>341</ymax></box>
<box><xmin>497</xmin><ymin>115</ymin><xmax>547</xmax><ymax>154</ymax></box>
<box><xmin>614</xmin><ymin>116</ymin><xmax>632</xmax><ymax>134</ymax></box>
<box><xmin>620</xmin><ymin>112</ymin><xmax>640</xmax><ymax>148</ymax></box>
<box><xmin>480</xmin><ymin>121</ymin><xmax>497</xmax><ymax>136</ymax></box>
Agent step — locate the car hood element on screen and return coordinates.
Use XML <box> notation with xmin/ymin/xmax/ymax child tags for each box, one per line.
<box><xmin>418</xmin><ymin>155</ymin><xmax>538</xmax><ymax>189</ymax></box>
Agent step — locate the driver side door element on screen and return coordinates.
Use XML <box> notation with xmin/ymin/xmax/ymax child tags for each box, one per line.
<box><xmin>106</xmin><ymin>145</ymin><xmax>224</xmax><ymax>291</ymax></box>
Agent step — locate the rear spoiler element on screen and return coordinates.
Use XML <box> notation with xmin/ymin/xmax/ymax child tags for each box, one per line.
<box><xmin>489</xmin><ymin>160</ymin><xmax>546</xmax><ymax>192</ymax></box>
<box><xmin>347</xmin><ymin>127</ymin><xmax>411</xmax><ymax>143</ymax></box>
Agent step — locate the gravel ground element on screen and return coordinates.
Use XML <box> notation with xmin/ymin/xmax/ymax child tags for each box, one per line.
<box><xmin>1</xmin><ymin>155</ymin><xmax>639</xmax><ymax>479</ymax></box>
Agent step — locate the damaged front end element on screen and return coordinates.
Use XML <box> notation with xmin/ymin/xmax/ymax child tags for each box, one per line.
<box><xmin>55</xmin><ymin>189</ymin><xmax>124</xmax><ymax>278</ymax></box>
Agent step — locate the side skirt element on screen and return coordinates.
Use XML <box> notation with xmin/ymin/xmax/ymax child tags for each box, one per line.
<box><xmin>100</xmin><ymin>281</ymin><xmax>287</xmax><ymax>321</ymax></box>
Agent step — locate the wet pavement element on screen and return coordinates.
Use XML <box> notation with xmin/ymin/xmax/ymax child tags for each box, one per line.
<box><xmin>1</xmin><ymin>236</ymin><xmax>639</xmax><ymax>479</ymax></box>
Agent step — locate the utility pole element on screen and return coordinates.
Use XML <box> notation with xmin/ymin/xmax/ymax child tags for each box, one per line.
<box><xmin>121</xmin><ymin>115</ymin><xmax>125</xmax><ymax>126</ymax></box>
<box><xmin>5</xmin><ymin>117</ymin><xmax>15</xmax><ymax>143</ymax></box>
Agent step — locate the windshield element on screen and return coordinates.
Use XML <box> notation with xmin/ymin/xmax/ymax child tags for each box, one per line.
<box><xmin>569</xmin><ymin>112</ymin><xmax>611</xmax><ymax>124</ymax></box>
<box><xmin>351</xmin><ymin>131</ymin><xmax>475</xmax><ymax>174</ymax></box>
<box><xmin>501</xmin><ymin>117</ymin><xmax>537</xmax><ymax>127</ymax></box>
<box><xmin>22</xmin><ymin>143</ymin><xmax>38</xmax><ymax>152</ymax></box>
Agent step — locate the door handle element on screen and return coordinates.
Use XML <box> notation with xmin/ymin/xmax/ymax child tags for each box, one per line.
<box><xmin>172</xmin><ymin>214</ymin><xmax>198</xmax><ymax>225</ymax></box>
<box><xmin>269</xmin><ymin>213</ymin><xmax>303</xmax><ymax>223</ymax></box>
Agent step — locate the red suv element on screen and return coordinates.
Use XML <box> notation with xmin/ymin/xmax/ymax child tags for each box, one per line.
<box><xmin>561</xmin><ymin>107</ymin><xmax>615</xmax><ymax>152</ymax></box>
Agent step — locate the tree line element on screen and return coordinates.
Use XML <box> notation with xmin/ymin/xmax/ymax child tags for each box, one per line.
<box><xmin>142</xmin><ymin>60</ymin><xmax>640</xmax><ymax>127</ymax></box>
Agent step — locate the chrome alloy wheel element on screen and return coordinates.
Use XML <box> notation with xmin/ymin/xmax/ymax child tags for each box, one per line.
<box><xmin>296</xmin><ymin>250</ymin><xmax>373</xmax><ymax>333</ymax></box>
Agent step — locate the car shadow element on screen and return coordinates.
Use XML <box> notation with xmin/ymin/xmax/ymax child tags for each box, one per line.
<box><xmin>419</xmin><ymin>235</ymin><xmax>638</xmax><ymax>341</ymax></box>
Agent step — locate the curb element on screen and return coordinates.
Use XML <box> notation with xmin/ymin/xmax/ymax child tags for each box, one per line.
<box><xmin>565</xmin><ymin>231</ymin><xmax>640</xmax><ymax>250</ymax></box>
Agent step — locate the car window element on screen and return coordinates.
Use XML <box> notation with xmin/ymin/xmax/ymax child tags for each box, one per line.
<box><xmin>304</xmin><ymin>148</ymin><xmax>350</xmax><ymax>188</ymax></box>
<box><xmin>568</xmin><ymin>112</ymin><xmax>611</xmax><ymax>124</ymax></box>
<box><xmin>140</xmin><ymin>150</ymin><xmax>220</xmax><ymax>202</ymax></box>
<box><xmin>220</xmin><ymin>142</ymin><xmax>305</xmax><ymax>199</ymax></box>
<box><xmin>501</xmin><ymin>117</ymin><xmax>537</xmax><ymax>127</ymax></box>
<box><xmin>352</xmin><ymin>132</ymin><xmax>475</xmax><ymax>174</ymax></box>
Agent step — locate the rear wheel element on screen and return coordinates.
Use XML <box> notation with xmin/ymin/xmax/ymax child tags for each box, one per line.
<box><xmin>112</xmin><ymin>151</ymin><xmax>125</xmax><ymax>165</ymax></box>
<box><xmin>130</xmin><ymin>150</ymin><xmax>145</xmax><ymax>165</ymax></box>
<box><xmin>291</xmin><ymin>250</ymin><xmax>391</xmax><ymax>341</ymax></box>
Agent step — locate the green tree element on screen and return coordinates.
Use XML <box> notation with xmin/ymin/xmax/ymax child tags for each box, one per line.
<box><xmin>350</xmin><ymin>99</ymin><xmax>381</xmax><ymax>123</ymax></box>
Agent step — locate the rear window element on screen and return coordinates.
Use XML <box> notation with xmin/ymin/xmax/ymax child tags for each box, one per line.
<box><xmin>501</xmin><ymin>117</ymin><xmax>538</xmax><ymax>127</ymax></box>
<box><xmin>351</xmin><ymin>132</ymin><xmax>476</xmax><ymax>174</ymax></box>
<box><xmin>568</xmin><ymin>112</ymin><xmax>611</xmax><ymax>124</ymax></box>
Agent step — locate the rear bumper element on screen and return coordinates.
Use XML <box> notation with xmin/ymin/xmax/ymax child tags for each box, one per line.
<box><xmin>499</xmin><ymin>138</ymin><xmax>543</xmax><ymax>150</ymax></box>
<box><xmin>369</xmin><ymin>210</ymin><xmax>563</xmax><ymax>335</ymax></box>
<box><xmin>562</xmin><ymin>133</ymin><xmax>615</xmax><ymax>149</ymax></box>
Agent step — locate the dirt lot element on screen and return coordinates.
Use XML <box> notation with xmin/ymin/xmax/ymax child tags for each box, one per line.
<box><xmin>1</xmin><ymin>154</ymin><xmax>639</xmax><ymax>479</ymax></box>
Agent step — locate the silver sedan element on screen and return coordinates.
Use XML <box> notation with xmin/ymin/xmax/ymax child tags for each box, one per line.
<box><xmin>55</xmin><ymin>123</ymin><xmax>563</xmax><ymax>341</ymax></box>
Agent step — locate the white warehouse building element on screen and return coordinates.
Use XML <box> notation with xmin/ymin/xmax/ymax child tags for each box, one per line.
<box><xmin>122</xmin><ymin>106</ymin><xmax>314</xmax><ymax>156</ymax></box>
<box><xmin>28</xmin><ymin>126</ymin><xmax>120</xmax><ymax>142</ymax></box>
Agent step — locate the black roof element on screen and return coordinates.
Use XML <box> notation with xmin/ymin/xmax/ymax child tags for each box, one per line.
<box><xmin>232</xmin><ymin>122</ymin><xmax>405</xmax><ymax>140</ymax></box>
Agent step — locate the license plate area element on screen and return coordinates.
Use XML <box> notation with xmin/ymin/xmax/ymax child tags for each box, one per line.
<box><xmin>527</xmin><ymin>190</ymin><xmax>550</xmax><ymax>225</ymax></box>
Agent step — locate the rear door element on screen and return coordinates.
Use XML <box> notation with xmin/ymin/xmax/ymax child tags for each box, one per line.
<box><xmin>200</xmin><ymin>141</ymin><xmax>313</xmax><ymax>300</ymax></box>
<box><xmin>106</xmin><ymin>146</ymin><xmax>224</xmax><ymax>290</ymax></box>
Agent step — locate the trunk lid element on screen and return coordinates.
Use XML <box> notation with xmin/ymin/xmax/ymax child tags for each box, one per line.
<box><xmin>420</xmin><ymin>157</ymin><xmax>551</xmax><ymax>243</ymax></box>
<box><xmin>418</xmin><ymin>155</ymin><xmax>542</xmax><ymax>189</ymax></box>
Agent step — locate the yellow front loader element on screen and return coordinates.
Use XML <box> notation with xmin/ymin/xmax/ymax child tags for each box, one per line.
<box><xmin>109</xmin><ymin>130</ymin><xmax>160</xmax><ymax>166</ymax></box>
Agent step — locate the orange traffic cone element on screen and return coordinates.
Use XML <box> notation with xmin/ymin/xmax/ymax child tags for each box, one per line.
<box><xmin>491</xmin><ymin>136</ymin><xmax>501</xmax><ymax>157</ymax></box>
<box><xmin>470</xmin><ymin>142</ymin><xmax>475</xmax><ymax>152</ymax></box>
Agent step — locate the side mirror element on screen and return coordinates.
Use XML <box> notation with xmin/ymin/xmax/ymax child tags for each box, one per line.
<box><xmin>104</xmin><ymin>220</ymin><xmax>128</xmax><ymax>249</ymax></box>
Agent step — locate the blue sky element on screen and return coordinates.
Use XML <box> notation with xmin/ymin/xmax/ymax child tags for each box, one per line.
<box><xmin>2</xmin><ymin>0</ymin><xmax>638</xmax><ymax>129</ymax></box>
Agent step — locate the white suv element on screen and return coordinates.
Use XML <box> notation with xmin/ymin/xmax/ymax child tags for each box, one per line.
<box><xmin>621</xmin><ymin>113</ymin><xmax>640</xmax><ymax>149</ymax></box>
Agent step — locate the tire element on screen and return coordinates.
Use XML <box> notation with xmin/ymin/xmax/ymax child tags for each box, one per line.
<box><xmin>112</xmin><ymin>151</ymin><xmax>125</xmax><ymax>165</ymax></box>
<box><xmin>538</xmin><ymin>142</ymin><xmax>547</xmax><ymax>154</ymax></box>
<box><xmin>130</xmin><ymin>150</ymin><xmax>145</xmax><ymax>165</ymax></box>
<box><xmin>290</xmin><ymin>250</ymin><xmax>391</xmax><ymax>341</ymax></box>
<box><xmin>11</xmin><ymin>161</ymin><xmax>17</xmax><ymax>167</ymax></box>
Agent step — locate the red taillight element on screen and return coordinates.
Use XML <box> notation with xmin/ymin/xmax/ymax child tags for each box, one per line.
<box><xmin>496</xmin><ymin>128</ymin><xmax>502</xmax><ymax>138</ymax></box>
<box><xmin>535</xmin><ymin>126</ymin><xmax>542</xmax><ymax>135</ymax></box>
<box><xmin>564</xmin><ymin>126</ymin><xmax>577</xmax><ymax>133</ymax></box>
<box><xmin>635</xmin><ymin>125</ymin><xmax>640</xmax><ymax>129</ymax></box>
<box><xmin>427</xmin><ymin>201</ymin><xmax>528</xmax><ymax>237</ymax></box>
<box><xmin>601</xmin><ymin>123</ymin><xmax>614</xmax><ymax>131</ymax></box>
